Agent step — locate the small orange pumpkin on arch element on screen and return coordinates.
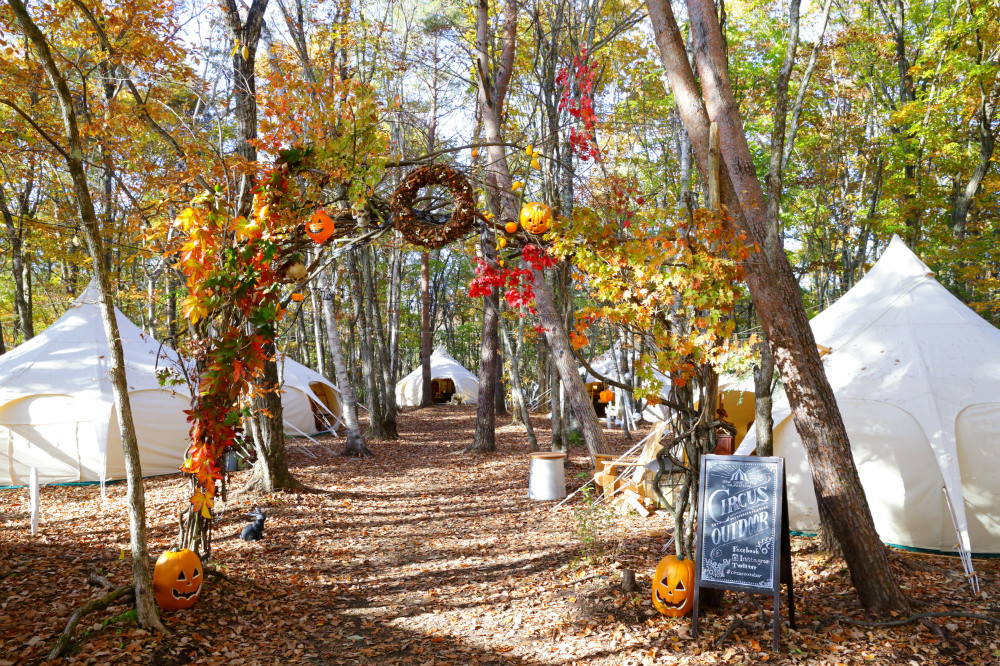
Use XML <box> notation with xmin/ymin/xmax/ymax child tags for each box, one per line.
<box><xmin>306</xmin><ymin>209</ymin><xmax>336</xmax><ymax>244</ymax></box>
<box><xmin>519</xmin><ymin>202</ymin><xmax>553</xmax><ymax>235</ymax></box>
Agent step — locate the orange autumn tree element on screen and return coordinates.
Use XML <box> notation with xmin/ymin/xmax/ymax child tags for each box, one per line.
<box><xmin>167</xmin><ymin>68</ymin><xmax>389</xmax><ymax>554</ymax></box>
<box><xmin>549</xmin><ymin>173</ymin><xmax>753</xmax><ymax>559</ymax></box>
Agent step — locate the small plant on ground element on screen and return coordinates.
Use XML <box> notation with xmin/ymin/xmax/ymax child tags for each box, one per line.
<box><xmin>570</xmin><ymin>486</ymin><xmax>624</xmax><ymax>566</ymax></box>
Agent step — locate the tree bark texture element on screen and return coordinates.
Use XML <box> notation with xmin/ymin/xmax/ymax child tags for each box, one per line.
<box><xmin>0</xmin><ymin>188</ymin><xmax>34</xmax><ymax>340</ymax></box>
<box><xmin>475</xmin><ymin>0</ymin><xmax>606</xmax><ymax>463</ymax></box>
<box><xmin>360</xmin><ymin>245</ymin><xmax>398</xmax><ymax>438</ymax></box>
<box><xmin>5</xmin><ymin>0</ymin><xmax>165</xmax><ymax>633</ymax></box>
<box><xmin>347</xmin><ymin>250</ymin><xmax>387</xmax><ymax>438</ymax></box>
<box><xmin>469</xmin><ymin>232</ymin><xmax>500</xmax><ymax>453</ymax></box>
<box><xmin>646</xmin><ymin>0</ymin><xmax>908</xmax><ymax>611</ymax></box>
<box><xmin>420</xmin><ymin>250</ymin><xmax>433</xmax><ymax>406</ymax></box>
<box><xmin>500</xmin><ymin>316</ymin><xmax>538</xmax><ymax>450</ymax></box>
<box><xmin>244</xmin><ymin>340</ymin><xmax>303</xmax><ymax>492</ymax></box>
<box><xmin>321</xmin><ymin>268</ymin><xmax>371</xmax><ymax>457</ymax></box>
<box><xmin>222</xmin><ymin>0</ymin><xmax>269</xmax><ymax>217</ymax></box>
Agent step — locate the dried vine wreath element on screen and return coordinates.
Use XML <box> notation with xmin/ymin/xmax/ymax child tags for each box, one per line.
<box><xmin>390</xmin><ymin>163</ymin><xmax>478</xmax><ymax>248</ymax></box>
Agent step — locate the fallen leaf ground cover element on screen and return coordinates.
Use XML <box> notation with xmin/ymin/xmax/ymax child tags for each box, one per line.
<box><xmin>1</xmin><ymin>404</ymin><xmax>998</xmax><ymax>665</ymax></box>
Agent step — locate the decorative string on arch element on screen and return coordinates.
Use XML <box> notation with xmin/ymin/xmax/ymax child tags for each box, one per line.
<box><xmin>390</xmin><ymin>164</ymin><xmax>481</xmax><ymax>248</ymax></box>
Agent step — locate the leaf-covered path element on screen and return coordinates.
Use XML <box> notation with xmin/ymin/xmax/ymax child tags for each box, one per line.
<box><xmin>2</xmin><ymin>405</ymin><xmax>999</xmax><ymax>665</ymax></box>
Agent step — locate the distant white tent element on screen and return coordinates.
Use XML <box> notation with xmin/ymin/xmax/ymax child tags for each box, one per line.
<box><xmin>578</xmin><ymin>344</ymin><xmax>672</xmax><ymax>423</ymax></box>
<box><xmin>278</xmin><ymin>355</ymin><xmax>342</xmax><ymax>436</ymax></box>
<box><xmin>396</xmin><ymin>346</ymin><xmax>479</xmax><ymax>407</ymax></box>
<box><xmin>737</xmin><ymin>235</ymin><xmax>1000</xmax><ymax>556</ymax></box>
<box><xmin>0</xmin><ymin>281</ymin><xmax>191</xmax><ymax>486</ymax></box>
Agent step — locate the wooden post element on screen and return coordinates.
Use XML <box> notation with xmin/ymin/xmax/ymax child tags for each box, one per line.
<box><xmin>707</xmin><ymin>121</ymin><xmax>720</xmax><ymax>212</ymax></box>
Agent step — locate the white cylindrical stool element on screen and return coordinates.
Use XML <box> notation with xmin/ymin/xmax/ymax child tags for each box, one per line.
<box><xmin>528</xmin><ymin>452</ymin><xmax>567</xmax><ymax>500</ymax></box>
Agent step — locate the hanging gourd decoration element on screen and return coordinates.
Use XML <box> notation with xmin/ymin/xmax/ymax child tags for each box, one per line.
<box><xmin>652</xmin><ymin>555</ymin><xmax>695</xmax><ymax>617</ymax></box>
<box><xmin>519</xmin><ymin>202</ymin><xmax>553</xmax><ymax>235</ymax></box>
<box><xmin>306</xmin><ymin>209</ymin><xmax>336</xmax><ymax>244</ymax></box>
<box><xmin>599</xmin><ymin>389</ymin><xmax>614</xmax><ymax>403</ymax></box>
<box><xmin>153</xmin><ymin>547</ymin><xmax>203</xmax><ymax>610</ymax></box>
<box><xmin>286</xmin><ymin>261</ymin><xmax>307</xmax><ymax>281</ymax></box>
<box><xmin>504</xmin><ymin>221</ymin><xmax>519</xmax><ymax>234</ymax></box>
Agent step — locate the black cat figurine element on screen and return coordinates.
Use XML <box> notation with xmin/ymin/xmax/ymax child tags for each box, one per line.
<box><xmin>239</xmin><ymin>507</ymin><xmax>266</xmax><ymax>541</ymax></box>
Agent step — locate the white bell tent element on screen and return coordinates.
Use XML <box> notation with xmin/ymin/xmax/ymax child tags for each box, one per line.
<box><xmin>0</xmin><ymin>282</ymin><xmax>191</xmax><ymax>486</ymax></box>
<box><xmin>736</xmin><ymin>235</ymin><xmax>1000</xmax><ymax>559</ymax></box>
<box><xmin>396</xmin><ymin>346</ymin><xmax>479</xmax><ymax>406</ymax></box>
<box><xmin>0</xmin><ymin>281</ymin><xmax>345</xmax><ymax>487</ymax></box>
<box><xmin>278</xmin><ymin>354</ymin><xmax>342</xmax><ymax>436</ymax></box>
<box><xmin>578</xmin><ymin>344</ymin><xmax>672</xmax><ymax>424</ymax></box>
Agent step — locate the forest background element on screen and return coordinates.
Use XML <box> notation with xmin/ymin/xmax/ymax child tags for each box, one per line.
<box><xmin>2</xmin><ymin>0</ymin><xmax>996</xmax><ymax>374</ymax></box>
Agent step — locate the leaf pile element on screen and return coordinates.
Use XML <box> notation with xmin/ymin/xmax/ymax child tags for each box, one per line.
<box><xmin>1</xmin><ymin>405</ymin><xmax>998</xmax><ymax>665</ymax></box>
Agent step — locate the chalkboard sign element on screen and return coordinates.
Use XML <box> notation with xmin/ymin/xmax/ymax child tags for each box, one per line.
<box><xmin>692</xmin><ymin>455</ymin><xmax>795</xmax><ymax>650</ymax></box>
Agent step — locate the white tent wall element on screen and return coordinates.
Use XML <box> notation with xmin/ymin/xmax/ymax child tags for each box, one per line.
<box><xmin>736</xmin><ymin>236</ymin><xmax>1000</xmax><ymax>555</ymax></box>
<box><xmin>0</xmin><ymin>280</ymin><xmax>191</xmax><ymax>487</ymax></box>
<box><xmin>281</xmin><ymin>386</ymin><xmax>318</xmax><ymax>435</ymax></box>
<box><xmin>0</xmin><ymin>394</ymin><xmax>109</xmax><ymax>486</ymax></box>
<box><xmin>396</xmin><ymin>346</ymin><xmax>479</xmax><ymax>407</ymax></box>
<box><xmin>105</xmin><ymin>390</ymin><xmax>193</xmax><ymax>480</ymax></box>
<box><xmin>956</xmin><ymin>403</ymin><xmax>1000</xmax><ymax>552</ymax></box>
<box><xmin>277</xmin><ymin>356</ymin><xmax>342</xmax><ymax>435</ymax></box>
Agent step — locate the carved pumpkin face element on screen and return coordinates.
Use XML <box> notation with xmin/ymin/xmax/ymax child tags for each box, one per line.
<box><xmin>153</xmin><ymin>548</ymin><xmax>203</xmax><ymax>610</ymax></box>
<box><xmin>652</xmin><ymin>555</ymin><xmax>695</xmax><ymax>617</ymax></box>
<box><xmin>519</xmin><ymin>202</ymin><xmax>553</xmax><ymax>235</ymax></box>
<box><xmin>306</xmin><ymin>210</ymin><xmax>335</xmax><ymax>244</ymax></box>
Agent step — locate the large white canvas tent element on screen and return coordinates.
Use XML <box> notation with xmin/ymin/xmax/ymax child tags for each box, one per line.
<box><xmin>736</xmin><ymin>235</ymin><xmax>1000</xmax><ymax>556</ymax></box>
<box><xmin>0</xmin><ymin>281</ymin><xmax>345</xmax><ymax>487</ymax></box>
<box><xmin>0</xmin><ymin>282</ymin><xmax>191</xmax><ymax>486</ymax></box>
<box><xmin>278</xmin><ymin>355</ymin><xmax>342</xmax><ymax>436</ymax></box>
<box><xmin>578</xmin><ymin>344</ymin><xmax>675</xmax><ymax>423</ymax></box>
<box><xmin>396</xmin><ymin>346</ymin><xmax>479</xmax><ymax>406</ymax></box>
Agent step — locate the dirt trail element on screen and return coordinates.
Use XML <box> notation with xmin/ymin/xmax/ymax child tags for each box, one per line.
<box><xmin>2</xmin><ymin>405</ymin><xmax>996</xmax><ymax>665</ymax></box>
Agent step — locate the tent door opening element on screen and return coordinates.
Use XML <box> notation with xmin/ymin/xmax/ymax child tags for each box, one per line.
<box><xmin>586</xmin><ymin>382</ymin><xmax>608</xmax><ymax>418</ymax></box>
<box><xmin>308</xmin><ymin>382</ymin><xmax>337</xmax><ymax>432</ymax></box>
<box><xmin>432</xmin><ymin>378</ymin><xmax>456</xmax><ymax>404</ymax></box>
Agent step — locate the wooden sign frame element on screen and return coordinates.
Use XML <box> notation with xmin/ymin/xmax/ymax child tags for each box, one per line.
<box><xmin>691</xmin><ymin>455</ymin><xmax>795</xmax><ymax>651</ymax></box>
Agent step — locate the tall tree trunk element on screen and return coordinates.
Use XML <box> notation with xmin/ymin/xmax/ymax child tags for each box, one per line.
<box><xmin>468</xmin><ymin>232</ymin><xmax>500</xmax><ymax>453</ymax></box>
<box><xmin>321</xmin><ymin>267</ymin><xmax>372</xmax><ymax>457</ymax></box>
<box><xmin>166</xmin><ymin>270</ymin><xmax>178</xmax><ymax>349</ymax></box>
<box><xmin>223</xmin><ymin>0</ymin><xmax>269</xmax><ymax>217</ymax></box>
<box><xmin>308</xmin><ymin>268</ymin><xmax>326</xmax><ymax>373</ymax></box>
<box><xmin>245</xmin><ymin>340</ymin><xmax>304</xmax><ymax>492</ymax></box>
<box><xmin>360</xmin><ymin>244</ymin><xmax>398</xmax><ymax>438</ymax></box>
<box><xmin>753</xmin><ymin>339</ymin><xmax>775</xmax><ymax>457</ymax></box>
<box><xmin>347</xmin><ymin>250</ymin><xmax>386</xmax><ymax>438</ymax></box>
<box><xmin>951</xmin><ymin>90</ymin><xmax>995</xmax><ymax>237</ymax></box>
<box><xmin>0</xmin><ymin>190</ymin><xmax>33</xmax><ymax>340</ymax></box>
<box><xmin>494</xmin><ymin>345</ymin><xmax>508</xmax><ymax>416</ymax></box>
<box><xmin>646</xmin><ymin>0</ymin><xmax>908</xmax><ymax>611</ymax></box>
<box><xmin>5</xmin><ymin>0</ymin><xmax>165</xmax><ymax>632</ymax></box>
<box><xmin>500</xmin><ymin>315</ymin><xmax>538</xmax><ymax>450</ymax></box>
<box><xmin>474</xmin><ymin>0</ymin><xmax>606</xmax><ymax>463</ymax></box>
<box><xmin>753</xmin><ymin>0</ymin><xmax>800</xmax><ymax>458</ymax></box>
<box><xmin>420</xmin><ymin>250</ymin><xmax>433</xmax><ymax>407</ymax></box>
<box><xmin>548</xmin><ymin>343</ymin><xmax>564</xmax><ymax>453</ymax></box>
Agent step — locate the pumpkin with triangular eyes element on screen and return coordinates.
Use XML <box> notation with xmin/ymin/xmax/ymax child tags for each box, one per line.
<box><xmin>153</xmin><ymin>548</ymin><xmax>203</xmax><ymax>610</ymax></box>
<box><xmin>652</xmin><ymin>554</ymin><xmax>695</xmax><ymax>617</ymax></box>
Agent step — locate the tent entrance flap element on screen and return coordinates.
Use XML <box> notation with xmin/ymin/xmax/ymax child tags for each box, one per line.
<box><xmin>586</xmin><ymin>381</ymin><xmax>608</xmax><ymax>417</ymax></box>
<box><xmin>432</xmin><ymin>378</ymin><xmax>456</xmax><ymax>403</ymax></box>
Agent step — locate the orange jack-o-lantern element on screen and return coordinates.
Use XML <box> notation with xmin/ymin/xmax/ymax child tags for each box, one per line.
<box><xmin>598</xmin><ymin>389</ymin><xmax>614</xmax><ymax>403</ymax></box>
<box><xmin>306</xmin><ymin>209</ymin><xmax>336</xmax><ymax>244</ymax></box>
<box><xmin>519</xmin><ymin>202</ymin><xmax>553</xmax><ymax>235</ymax></box>
<box><xmin>153</xmin><ymin>547</ymin><xmax>203</xmax><ymax>610</ymax></box>
<box><xmin>652</xmin><ymin>554</ymin><xmax>695</xmax><ymax>617</ymax></box>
